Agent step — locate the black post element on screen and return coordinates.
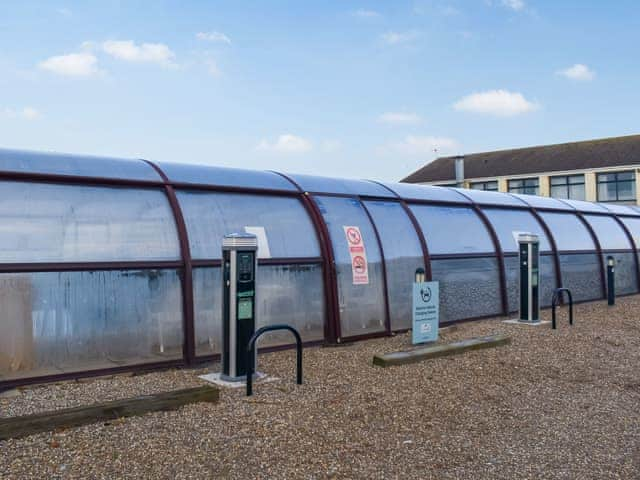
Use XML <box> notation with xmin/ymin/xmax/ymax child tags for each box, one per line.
<box><xmin>607</xmin><ymin>256</ymin><xmax>615</xmax><ymax>306</ymax></box>
<box><xmin>246</xmin><ymin>324</ymin><xmax>303</xmax><ymax>397</ymax></box>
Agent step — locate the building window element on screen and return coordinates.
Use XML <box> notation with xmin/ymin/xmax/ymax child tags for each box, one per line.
<box><xmin>470</xmin><ymin>181</ymin><xmax>498</xmax><ymax>191</ymax></box>
<box><xmin>508</xmin><ymin>177</ymin><xmax>539</xmax><ymax>195</ymax></box>
<box><xmin>597</xmin><ymin>171</ymin><xmax>636</xmax><ymax>202</ymax></box>
<box><xmin>550</xmin><ymin>174</ymin><xmax>585</xmax><ymax>200</ymax></box>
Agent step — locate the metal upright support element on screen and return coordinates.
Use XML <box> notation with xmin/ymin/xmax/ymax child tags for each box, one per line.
<box><xmin>607</xmin><ymin>255</ymin><xmax>615</xmax><ymax>305</ymax></box>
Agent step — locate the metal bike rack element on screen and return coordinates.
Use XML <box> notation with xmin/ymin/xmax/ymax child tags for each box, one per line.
<box><xmin>246</xmin><ymin>324</ymin><xmax>303</xmax><ymax>396</ymax></box>
<box><xmin>551</xmin><ymin>288</ymin><xmax>573</xmax><ymax>330</ymax></box>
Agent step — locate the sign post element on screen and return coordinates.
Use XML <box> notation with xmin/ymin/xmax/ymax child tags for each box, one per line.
<box><xmin>412</xmin><ymin>269</ymin><xmax>439</xmax><ymax>344</ymax></box>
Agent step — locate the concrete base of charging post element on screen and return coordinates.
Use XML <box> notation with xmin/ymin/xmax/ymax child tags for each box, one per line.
<box><xmin>502</xmin><ymin>319</ymin><xmax>550</xmax><ymax>326</ymax></box>
<box><xmin>372</xmin><ymin>334</ymin><xmax>510</xmax><ymax>368</ymax></box>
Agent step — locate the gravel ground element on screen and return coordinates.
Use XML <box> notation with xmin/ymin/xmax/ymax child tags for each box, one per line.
<box><xmin>2</xmin><ymin>296</ymin><xmax>640</xmax><ymax>479</ymax></box>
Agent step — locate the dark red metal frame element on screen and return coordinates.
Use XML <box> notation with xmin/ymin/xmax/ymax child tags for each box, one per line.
<box><xmin>2</xmin><ymin>163</ymin><xmax>640</xmax><ymax>390</ymax></box>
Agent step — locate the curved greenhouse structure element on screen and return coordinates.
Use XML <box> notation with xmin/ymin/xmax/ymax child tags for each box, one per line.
<box><xmin>1</xmin><ymin>148</ymin><xmax>639</xmax><ymax>389</ymax></box>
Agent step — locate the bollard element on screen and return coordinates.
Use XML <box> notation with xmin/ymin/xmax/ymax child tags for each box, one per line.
<box><xmin>607</xmin><ymin>256</ymin><xmax>615</xmax><ymax>306</ymax></box>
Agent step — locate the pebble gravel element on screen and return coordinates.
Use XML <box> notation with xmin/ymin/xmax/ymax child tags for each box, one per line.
<box><xmin>1</xmin><ymin>296</ymin><xmax>640</xmax><ymax>479</ymax></box>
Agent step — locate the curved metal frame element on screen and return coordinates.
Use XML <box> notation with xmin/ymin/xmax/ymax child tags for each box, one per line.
<box><xmin>574</xmin><ymin>212</ymin><xmax>607</xmax><ymax>299</ymax></box>
<box><xmin>2</xmin><ymin>155</ymin><xmax>640</xmax><ymax>390</ymax></box>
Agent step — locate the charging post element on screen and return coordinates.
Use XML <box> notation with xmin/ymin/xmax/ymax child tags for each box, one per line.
<box><xmin>221</xmin><ymin>233</ymin><xmax>258</xmax><ymax>381</ymax></box>
<box><xmin>518</xmin><ymin>233</ymin><xmax>540</xmax><ymax>324</ymax></box>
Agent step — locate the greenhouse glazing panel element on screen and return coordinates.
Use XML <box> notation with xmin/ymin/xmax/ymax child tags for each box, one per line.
<box><xmin>0</xmin><ymin>149</ymin><xmax>161</xmax><ymax>181</ymax></box>
<box><xmin>583</xmin><ymin>215</ymin><xmax>632</xmax><ymax>250</ymax></box>
<box><xmin>482</xmin><ymin>208</ymin><xmax>551</xmax><ymax>253</ymax></box>
<box><xmin>409</xmin><ymin>205</ymin><xmax>494</xmax><ymax>255</ymax></box>
<box><xmin>0</xmin><ymin>269</ymin><xmax>183</xmax><ymax>382</ymax></box>
<box><xmin>177</xmin><ymin>191</ymin><xmax>320</xmax><ymax>259</ymax></box>
<box><xmin>558</xmin><ymin>254</ymin><xmax>603</xmax><ymax>302</ymax></box>
<box><xmin>286</xmin><ymin>174</ymin><xmax>394</xmax><ymax>198</ymax></box>
<box><xmin>381</xmin><ymin>182</ymin><xmax>470</xmax><ymax>203</ymax></box>
<box><xmin>505</xmin><ymin>255</ymin><xmax>557</xmax><ymax>312</ymax></box>
<box><xmin>363</xmin><ymin>200</ymin><xmax>424</xmax><ymax>331</ymax></box>
<box><xmin>314</xmin><ymin>196</ymin><xmax>386</xmax><ymax>337</ymax></box>
<box><xmin>158</xmin><ymin>162</ymin><xmax>297</xmax><ymax>191</ymax></box>
<box><xmin>538</xmin><ymin>212</ymin><xmax>595</xmax><ymax>251</ymax></box>
<box><xmin>603</xmin><ymin>252</ymin><xmax>637</xmax><ymax>295</ymax></box>
<box><xmin>431</xmin><ymin>257</ymin><xmax>502</xmax><ymax>322</ymax></box>
<box><xmin>0</xmin><ymin>182</ymin><xmax>180</xmax><ymax>263</ymax></box>
<box><xmin>193</xmin><ymin>264</ymin><xmax>325</xmax><ymax>356</ymax></box>
<box><xmin>620</xmin><ymin>217</ymin><xmax>640</xmax><ymax>248</ymax></box>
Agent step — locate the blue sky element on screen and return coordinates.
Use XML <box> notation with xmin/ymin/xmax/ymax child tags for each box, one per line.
<box><xmin>0</xmin><ymin>0</ymin><xmax>638</xmax><ymax>181</ymax></box>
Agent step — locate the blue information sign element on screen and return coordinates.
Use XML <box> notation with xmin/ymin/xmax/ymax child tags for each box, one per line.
<box><xmin>412</xmin><ymin>281</ymin><xmax>439</xmax><ymax>344</ymax></box>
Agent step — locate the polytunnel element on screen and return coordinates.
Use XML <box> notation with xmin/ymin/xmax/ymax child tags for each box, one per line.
<box><xmin>1</xmin><ymin>148</ymin><xmax>639</xmax><ymax>389</ymax></box>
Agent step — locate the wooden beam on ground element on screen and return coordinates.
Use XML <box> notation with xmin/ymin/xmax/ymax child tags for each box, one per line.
<box><xmin>373</xmin><ymin>334</ymin><xmax>510</xmax><ymax>368</ymax></box>
<box><xmin>0</xmin><ymin>385</ymin><xmax>219</xmax><ymax>441</ymax></box>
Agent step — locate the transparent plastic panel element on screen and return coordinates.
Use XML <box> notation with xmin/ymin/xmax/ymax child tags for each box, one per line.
<box><xmin>158</xmin><ymin>162</ymin><xmax>296</xmax><ymax>191</ymax></box>
<box><xmin>177</xmin><ymin>191</ymin><xmax>320</xmax><ymax>259</ymax></box>
<box><xmin>363</xmin><ymin>200</ymin><xmax>424</xmax><ymax>331</ymax></box>
<box><xmin>409</xmin><ymin>204</ymin><xmax>494</xmax><ymax>254</ymax></box>
<box><xmin>286</xmin><ymin>174</ymin><xmax>394</xmax><ymax>197</ymax></box>
<box><xmin>505</xmin><ymin>254</ymin><xmax>557</xmax><ymax>312</ymax></box>
<box><xmin>509</xmin><ymin>193</ymin><xmax>573</xmax><ymax>210</ymax></box>
<box><xmin>538</xmin><ymin>212</ymin><xmax>595</xmax><ymax>251</ymax></box>
<box><xmin>0</xmin><ymin>269</ymin><xmax>183</xmax><ymax>381</ymax></box>
<box><xmin>558</xmin><ymin>198</ymin><xmax>609</xmax><ymax>213</ymax></box>
<box><xmin>602</xmin><ymin>203</ymin><xmax>640</xmax><ymax>216</ymax></box>
<box><xmin>558</xmin><ymin>253</ymin><xmax>603</xmax><ymax>302</ymax></box>
<box><xmin>193</xmin><ymin>264</ymin><xmax>325</xmax><ymax>356</ymax></box>
<box><xmin>604</xmin><ymin>252</ymin><xmax>638</xmax><ymax>295</ymax></box>
<box><xmin>314</xmin><ymin>196</ymin><xmax>386</xmax><ymax>337</ymax></box>
<box><xmin>0</xmin><ymin>148</ymin><xmax>161</xmax><ymax>181</ymax></box>
<box><xmin>482</xmin><ymin>208</ymin><xmax>551</xmax><ymax>253</ymax></box>
<box><xmin>379</xmin><ymin>182</ymin><xmax>470</xmax><ymax>203</ymax></box>
<box><xmin>0</xmin><ymin>182</ymin><xmax>180</xmax><ymax>263</ymax></box>
<box><xmin>620</xmin><ymin>217</ymin><xmax>640</xmax><ymax>248</ymax></box>
<box><xmin>583</xmin><ymin>214</ymin><xmax>632</xmax><ymax>250</ymax></box>
<box><xmin>431</xmin><ymin>257</ymin><xmax>502</xmax><ymax>322</ymax></box>
<box><xmin>450</xmin><ymin>188</ymin><xmax>528</xmax><ymax>207</ymax></box>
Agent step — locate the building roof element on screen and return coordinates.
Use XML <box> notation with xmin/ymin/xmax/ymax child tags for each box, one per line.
<box><xmin>401</xmin><ymin>134</ymin><xmax>640</xmax><ymax>183</ymax></box>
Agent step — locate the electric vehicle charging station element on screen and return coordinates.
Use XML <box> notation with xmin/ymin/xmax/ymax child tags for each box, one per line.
<box><xmin>221</xmin><ymin>233</ymin><xmax>258</xmax><ymax>381</ymax></box>
<box><xmin>518</xmin><ymin>233</ymin><xmax>540</xmax><ymax>324</ymax></box>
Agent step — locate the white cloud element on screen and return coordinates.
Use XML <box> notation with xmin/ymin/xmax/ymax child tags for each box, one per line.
<box><xmin>453</xmin><ymin>89</ymin><xmax>538</xmax><ymax>116</ymax></box>
<box><xmin>557</xmin><ymin>64</ymin><xmax>595</xmax><ymax>81</ymax></box>
<box><xmin>2</xmin><ymin>107</ymin><xmax>42</xmax><ymax>120</ymax></box>
<box><xmin>352</xmin><ymin>9</ymin><xmax>381</xmax><ymax>18</ymax></box>
<box><xmin>57</xmin><ymin>7</ymin><xmax>72</xmax><ymax>17</ymax></box>
<box><xmin>196</xmin><ymin>31</ymin><xmax>232</xmax><ymax>44</ymax></box>
<box><xmin>257</xmin><ymin>134</ymin><xmax>313</xmax><ymax>154</ymax></box>
<box><xmin>378</xmin><ymin>112</ymin><xmax>423</xmax><ymax>125</ymax></box>
<box><xmin>391</xmin><ymin>135</ymin><xmax>459</xmax><ymax>156</ymax></box>
<box><xmin>501</xmin><ymin>0</ymin><xmax>525</xmax><ymax>10</ymax></box>
<box><xmin>381</xmin><ymin>31</ymin><xmax>420</xmax><ymax>45</ymax></box>
<box><xmin>39</xmin><ymin>52</ymin><xmax>98</xmax><ymax>76</ymax></box>
<box><xmin>102</xmin><ymin>40</ymin><xmax>176</xmax><ymax>66</ymax></box>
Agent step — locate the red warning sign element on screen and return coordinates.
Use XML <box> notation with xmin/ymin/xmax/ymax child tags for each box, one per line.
<box><xmin>343</xmin><ymin>226</ymin><xmax>369</xmax><ymax>285</ymax></box>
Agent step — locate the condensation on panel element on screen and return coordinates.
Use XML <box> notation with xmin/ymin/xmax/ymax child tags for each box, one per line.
<box><xmin>604</xmin><ymin>252</ymin><xmax>638</xmax><ymax>296</ymax></box>
<box><xmin>558</xmin><ymin>253</ymin><xmax>603</xmax><ymax>302</ymax></box>
<box><xmin>505</xmin><ymin>254</ymin><xmax>557</xmax><ymax>312</ymax></box>
<box><xmin>0</xmin><ymin>182</ymin><xmax>180</xmax><ymax>263</ymax></box>
<box><xmin>431</xmin><ymin>257</ymin><xmax>502</xmax><ymax>323</ymax></box>
<box><xmin>177</xmin><ymin>191</ymin><xmax>320</xmax><ymax>259</ymax></box>
<box><xmin>363</xmin><ymin>201</ymin><xmax>423</xmax><ymax>331</ymax></box>
<box><xmin>193</xmin><ymin>267</ymin><xmax>223</xmax><ymax>356</ymax></box>
<box><xmin>193</xmin><ymin>264</ymin><xmax>325</xmax><ymax>356</ymax></box>
<box><xmin>0</xmin><ymin>270</ymin><xmax>183</xmax><ymax>381</ymax></box>
<box><xmin>255</xmin><ymin>264</ymin><xmax>325</xmax><ymax>347</ymax></box>
<box><xmin>314</xmin><ymin>196</ymin><xmax>386</xmax><ymax>338</ymax></box>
